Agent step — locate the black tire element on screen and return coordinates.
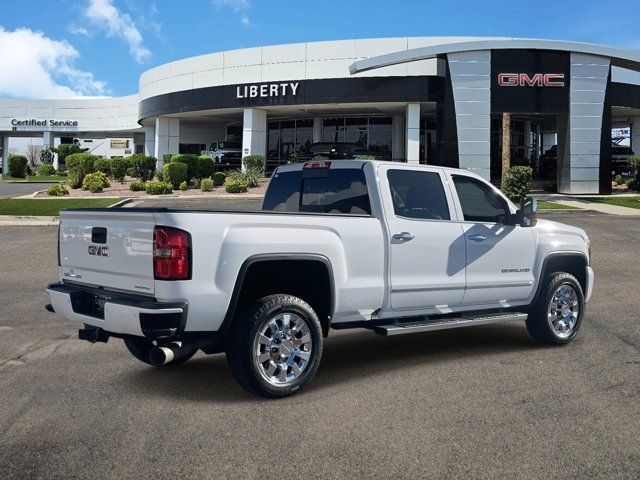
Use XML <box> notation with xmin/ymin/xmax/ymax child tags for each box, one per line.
<box><xmin>526</xmin><ymin>272</ymin><xmax>585</xmax><ymax>345</ymax></box>
<box><xmin>226</xmin><ymin>294</ymin><xmax>323</xmax><ymax>398</ymax></box>
<box><xmin>123</xmin><ymin>338</ymin><xmax>197</xmax><ymax>367</ymax></box>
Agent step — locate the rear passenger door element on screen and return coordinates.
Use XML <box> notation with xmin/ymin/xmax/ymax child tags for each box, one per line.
<box><xmin>380</xmin><ymin>166</ymin><xmax>467</xmax><ymax>312</ymax></box>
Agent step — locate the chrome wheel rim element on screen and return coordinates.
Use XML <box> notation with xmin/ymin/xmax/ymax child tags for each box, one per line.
<box><xmin>253</xmin><ymin>312</ymin><xmax>313</xmax><ymax>387</ymax></box>
<box><xmin>547</xmin><ymin>284</ymin><xmax>580</xmax><ymax>338</ymax></box>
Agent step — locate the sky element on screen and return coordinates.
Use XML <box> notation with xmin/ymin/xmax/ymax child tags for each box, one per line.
<box><xmin>0</xmin><ymin>0</ymin><xmax>639</xmax><ymax>99</ymax></box>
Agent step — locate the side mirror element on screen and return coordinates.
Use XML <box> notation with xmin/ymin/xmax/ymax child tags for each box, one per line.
<box><xmin>518</xmin><ymin>197</ymin><xmax>538</xmax><ymax>227</ymax></box>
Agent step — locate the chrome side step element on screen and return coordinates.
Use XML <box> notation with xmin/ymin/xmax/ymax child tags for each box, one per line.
<box><xmin>373</xmin><ymin>312</ymin><xmax>528</xmax><ymax>336</ymax></box>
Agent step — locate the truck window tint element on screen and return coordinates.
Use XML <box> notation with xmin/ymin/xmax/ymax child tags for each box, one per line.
<box><xmin>263</xmin><ymin>169</ymin><xmax>371</xmax><ymax>215</ymax></box>
<box><xmin>452</xmin><ymin>175</ymin><xmax>509</xmax><ymax>223</ymax></box>
<box><xmin>387</xmin><ymin>170</ymin><xmax>450</xmax><ymax>220</ymax></box>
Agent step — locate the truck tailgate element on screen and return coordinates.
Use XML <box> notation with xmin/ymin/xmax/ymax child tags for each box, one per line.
<box><xmin>58</xmin><ymin>210</ymin><xmax>156</xmax><ymax>295</ymax></box>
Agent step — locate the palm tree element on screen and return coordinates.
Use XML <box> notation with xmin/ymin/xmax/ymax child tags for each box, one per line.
<box><xmin>501</xmin><ymin>112</ymin><xmax>511</xmax><ymax>188</ymax></box>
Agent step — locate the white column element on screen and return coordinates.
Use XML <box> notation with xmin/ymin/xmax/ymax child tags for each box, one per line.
<box><xmin>561</xmin><ymin>53</ymin><xmax>610</xmax><ymax>194</ymax></box>
<box><xmin>1</xmin><ymin>137</ymin><xmax>9</xmax><ymax>175</ymax></box>
<box><xmin>242</xmin><ymin>108</ymin><xmax>267</xmax><ymax>171</ymax></box>
<box><xmin>43</xmin><ymin>132</ymin><xmax>56</xmax><ymax>170</ymax></box>
<box><xmin>406</xmin><ymin>103</ymin><xmax>420</xmax><ymax>164</ymax></box>
<box><xmin>312</xmin><ymin>117</ymin><xmax>323</xmax><ymax>143</ymax></box>
<box><xmin>154</xmin><ymin>118</ymin><xmax>180</xmax><ymax>169</ymax></box>
<box><xmin>143</xmin><ymin>125</ymin><xmax>155</xmax><ymax>157</ymax></box>
<box><xmin>392</xmin><ymin>115</ymin><xmax>405</xmax><ymax>161</ymax></box>
<box><xmin>447</xmin><ymin>50</ymin><xmax>491</xmax><ymax>180</ymax></box>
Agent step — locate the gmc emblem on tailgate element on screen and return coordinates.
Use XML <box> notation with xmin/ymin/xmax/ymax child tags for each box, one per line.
<box><xmin>88</xmin><ymin>245</ymin><xmax>110</xmax><ymax>257</ymax></box>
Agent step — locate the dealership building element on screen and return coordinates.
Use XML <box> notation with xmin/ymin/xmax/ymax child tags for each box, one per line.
<box><xmin>2</xmin><ymin>36</ymin><xmax>640</xmax><ymax>194</ymax></box>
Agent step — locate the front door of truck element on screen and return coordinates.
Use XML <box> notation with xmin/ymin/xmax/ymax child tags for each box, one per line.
<box><xmin>448</xmin><ymin>173</ymin><xmax>537</xmax><ymax>306</ymax></box>
<box><xmin>380</xmin><ymin>166</ymin><xmax>467</xmax><ymax>312</ymax></box>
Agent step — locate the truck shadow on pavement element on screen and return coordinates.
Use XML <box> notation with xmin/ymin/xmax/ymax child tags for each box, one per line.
<box><xmin>121</xmin><ymin>322</ymin><xmax>542</xmax><ymax>403</ymax></box>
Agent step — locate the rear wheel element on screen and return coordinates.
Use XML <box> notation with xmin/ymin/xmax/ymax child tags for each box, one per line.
<box><xmin>527</xmin><ymin>272</ymin><xmax>584</xmax><ymax>345</ymax></box>
<box><xmin>226</xmin><ymin>294</ymin><xmax>323</xmax><ymax>398</ymax></box>
<box><xmin>123</xmin><ymin>338</ymin><xmax>197</xmax><ymax>367</ymax></box>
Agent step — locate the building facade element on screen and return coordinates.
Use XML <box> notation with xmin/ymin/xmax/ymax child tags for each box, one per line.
<box><xmin>2</xmin><ymin>36</ymin><xmax>640</xmax><ymax>194</ymax></box>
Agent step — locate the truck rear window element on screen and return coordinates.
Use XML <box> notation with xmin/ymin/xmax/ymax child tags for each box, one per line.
<box><xmin>263</xmin><ymin>169</ymin><xmax>371</xmax><ymax>215</ymax></box>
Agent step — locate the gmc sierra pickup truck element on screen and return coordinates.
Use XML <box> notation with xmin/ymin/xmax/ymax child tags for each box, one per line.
<box><xmin>47</xmin><ymin>160</ymin><xmax>594</xmax><ymax>397</ymax></box>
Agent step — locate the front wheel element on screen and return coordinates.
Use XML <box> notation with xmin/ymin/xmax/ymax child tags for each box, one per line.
<box><xmin>526</xmin><ymin>272</ymin><xmax>585</xmax><ymax>345</ymax></box>
<box><xmin>226</xmin><ymin>294</ymin><xmax>323</xmax><ymax>398</ymax></box>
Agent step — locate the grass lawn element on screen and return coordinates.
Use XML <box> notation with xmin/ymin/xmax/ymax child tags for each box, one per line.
<box><xmin>0</xmin><ymin>198</ymin><xmax>123</xmax><ymax>216</ymax></box>
<box><xmin>1</xmin><ymin>175</ymin><xmax>67</xmax><ymax>182</ymax></box>
<box><xmin>537</xmin><ymin>201</ymin><xmax>579</xmax><ymax>210</ymax></box>
<box><xmin>587</xmin><ymin>196</ymin><xmax>640</xmax><ymax>210</ymax></box>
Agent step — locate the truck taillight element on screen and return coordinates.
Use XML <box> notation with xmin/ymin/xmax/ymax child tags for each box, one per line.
<box><xmin>153</xmin><ymin>226</ymin><xmax>191</xmax><ymax>280</ymax></box>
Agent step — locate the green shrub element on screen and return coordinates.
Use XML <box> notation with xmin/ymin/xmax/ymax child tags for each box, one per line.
<box><xmin>162</xmin><ymin>153</ymin><xmax>173</xmax><ymax>164</ymax></box>
<box><xmin>225</xmin><ymin>178</ymin><xmax>248</xmax><ymax>193</ymax></box>
<box><xmin>170</xmin><ymin>154</ymin><xmax>199</xmax><ymax>180</ymax></box>
<box><xmin>82</xmin><ymin>172</ymin><xmax>110</xmax><ymax>191</ymax></box>
<box><xmin>613</xmin><ymin>174</ymin><xmax>623</xmax><ymax>185</ymax></box>
<box><xmin>110</xmin><ymin>157</ymin><xmax>129</xmax><ymax>183</ymax></box>
<box><xmin>47</xmin><ymin>184</ymin><xmax>68</xmax><ymax>196</ymax></box>
<box><xmin>242</xmin><ymin>167</ymin><xmax>261</xmax><ymax>188</ymax></box>
<box><xmin>53</xmin><ymin>144</ymin><xmax>88</xmax><ymax>166</ymax></box>
<box><xmin>130</xmin><ymin>180</ymin><xmax>146</xmax><ymax>191</ymax></box>
<box><xmin>162</xmin><ymin>162</ymin><xmax>188</xmax><ymax>189</ymax></box>
<box><xmin>38</xmin><ymin>163</ymin><xmax>56</xmax><ymax>176</ymax></box>
<box><xmin>26</xmin><ymin>165</ymin><xmax>33</xmax><ymax>176</ymax></box>
<box><xmin>354</xmin><ymin>155</ymin><xmax>376</xmax><ymax>160</ymax></box>
<box><xmin>627</xmin><ymin>178</ymin><xmax>639</xmax><ymax>191</ymax></box>
<box><xmin>144</xmin><ymin>181</ymin><xmax>173</xmax><ymax>195</ymax></box>
<box><xmin>129</xmin><ymin>154</ymin><xmax>156</xmax><ymax>181</ymax></box>
<box><xmin>179</xmin><ymin>180</ymin><xmax>188</xmax><ymax>191</ymax></box>
<box><xmin>502</xmin><ymin>166</ymin><xmax>533</xmax><ymax>202</ymax></box>
<box><xmin>94</xmin><ymin>158</ymin><xmax>111</xmax><ymax>176</ymax></box>
<box><xmin>66</xmin><ymin>153</ymin><xmax>96</xmax><ymax>188</ymax></box>
<box><xmin>627</xmin><ymin>156</ymin><xmax>640</xmax><ymax>179</ymax></box>
<box><xmin>201</xmin><ymin>178</ymin><xmax>214</xmax><ymax>192</ymax></box>
<box><xmin>213</xmin><ymin>171</ymin><xmax>226</xmax><ymax>186</ymax></box>
<box><xmin>312</xmin><ymin>155</ymin><xmax>329</xmax><ymax>161</ymax></box>
<box><xmin>198</xmin><ymin>155</ymin><xmax>215</xmax><ymax>179</ymax></box>
<box><xmin>242</xmin><ymin>155</ymin><xmax>265</xmax><ymax>175</ymax></box>
<box><xmin>7</xmin><ymin>155</ymin><xmax>28</xmax><ymax>178</ymax></box>
<box><xmin>86</xmin><ymin>180</ymin><xmax>105</xmax><ymax>193</ymax></box>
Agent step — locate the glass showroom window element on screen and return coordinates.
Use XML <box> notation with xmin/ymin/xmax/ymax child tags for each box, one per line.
<box><xmin>322</xmin><ymin>117</ymin><xmax>393</xmax><ymax>158</ymax></box>
<box><xmin>267</xmin><ymin>119</ymin><xmax>315</xmax><ymax>167</ymax></box>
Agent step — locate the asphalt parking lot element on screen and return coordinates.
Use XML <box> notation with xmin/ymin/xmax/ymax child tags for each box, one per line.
<box><xmin>0</xmin><ymin>181</ymin><xmax>55</xmax><ymax>199</ymax></box>
<box><xmin>0</xmin><ymin>211</ymin><xmax>638</xmax><ymax>479</ymax></box>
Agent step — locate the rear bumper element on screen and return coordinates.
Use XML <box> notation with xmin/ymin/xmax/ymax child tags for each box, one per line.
<box><xmin>585</xmin><ymin>266</ymin><xmax>595</xmax><ymax>303</ymax></box>
<box><xmin>46</xmin><ymin>282</ymin><xmax>187</xmax><ymax>338</ymax></box>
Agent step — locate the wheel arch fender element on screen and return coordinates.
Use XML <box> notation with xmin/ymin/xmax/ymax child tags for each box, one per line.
<box><xmin>220</xmin><ymin>253</ymin><xmax>336</xmax><ymax>336</ymax></box>
<box><xmin>529</xmin><ymin>251</ymin><xmax>588</xmax><ymax>307</ymax></box>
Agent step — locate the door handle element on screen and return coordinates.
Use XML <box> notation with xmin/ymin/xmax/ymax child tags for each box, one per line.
<box><xmin>468</xmin><ymin>234</ymin><xmax>487</xmax><ymax>242</ymax></box>
<box><xmin>392</xmin><ymin>232</ymin><xmax>415</xmax><ymax>241</ymax></box>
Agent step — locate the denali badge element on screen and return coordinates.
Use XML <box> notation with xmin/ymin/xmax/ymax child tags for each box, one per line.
<box><xmin>501</xmin><ymin>268</ymin><xmax>531</xmax><ymax>273</ymax></box>
<box><xmin>88</xmin><ymin>245</ymin><xmax>110</xmax><ymax>257</ymax></box>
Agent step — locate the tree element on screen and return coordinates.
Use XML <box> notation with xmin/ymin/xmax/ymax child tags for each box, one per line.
<box><xmin>52</xmin><ymin>144</ymin><xmax>89</xmax><ymax>165</ymax></box>
<box><xmin>501</xmin><ymin>112</ymin><xmax>511</xmax><ymax>189</ymax></box>
<box><xmin>26</xmin><ymin>144</ymin><xmax>42</xmax><ymax>167</ymax></box>
<box><xmin>40</xmin><ymin>147</ymin><xmax>55</xmax><ymax>164</ymax></box>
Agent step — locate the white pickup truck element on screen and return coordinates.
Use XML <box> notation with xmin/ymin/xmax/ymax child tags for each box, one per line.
<box><xmin>47</xmin><ymin>160</ymin><xmax>594</xmax><ymax>397</ymax></box>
